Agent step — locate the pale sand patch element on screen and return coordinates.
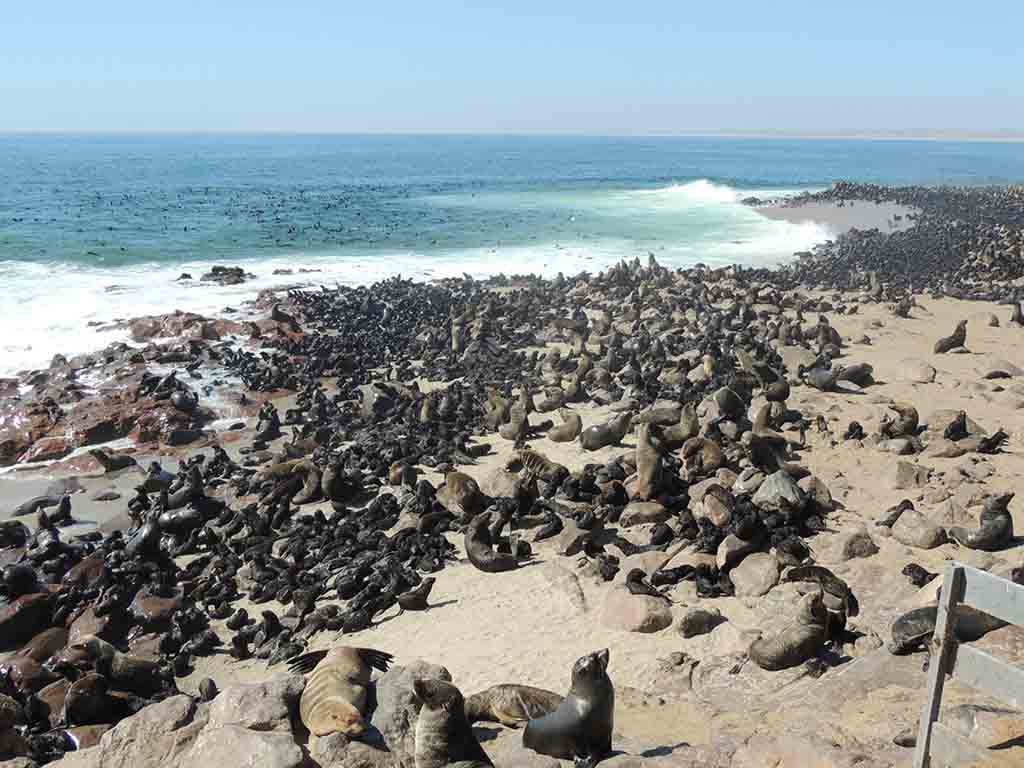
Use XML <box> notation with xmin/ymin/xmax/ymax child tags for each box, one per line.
<box><xmin>757</xmin><ymin>199</ymin><xmax>919</xmax><ymax>236</ymax></box>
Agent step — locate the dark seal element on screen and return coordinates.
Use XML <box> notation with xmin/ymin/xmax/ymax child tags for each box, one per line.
<box><xmin>523</xmin><ymin>648</ymin><xmax>613</xmax><ymax>767</ymax></box>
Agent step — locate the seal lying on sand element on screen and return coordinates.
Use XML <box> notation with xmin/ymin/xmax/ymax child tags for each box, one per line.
<box><xmin>548</xmin><ymin>409</ymin><xmax>582</xmax><ymax>443</ymax></box>
<box><xmin>523</xmin><ymin>649</ymin><xmax>613</xmax><ymax>767</ymax></box>
<box><xmin>465</xmin><ymin>515</ymin><xmax>520</xmax><ymax>573</ymax></box>
<box><xmin>413</xmin><ymin>678</ymin><xmax>493</xmax><ymax>768</ymax></box>
<box><xmin>464</xmin><ymin>684</ymin><xmax>563</xmax><ymax>727</ymax></box>
<box><xmin>288</xmin><ymin>646</ymin><xmax>393</xmax><ymax>737</ymax></box>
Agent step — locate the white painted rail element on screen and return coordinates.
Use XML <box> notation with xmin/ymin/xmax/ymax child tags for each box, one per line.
<box><xmin>914</xmin><ymin>562</ymin><xmax>1024</xmax><ymax>768</ymax></box>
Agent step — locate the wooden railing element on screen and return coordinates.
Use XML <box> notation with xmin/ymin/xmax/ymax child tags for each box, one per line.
<box><xmin>914</xmin><ymin>562</ymin><xmax>1024</xmax><ymax>768</ymax></box>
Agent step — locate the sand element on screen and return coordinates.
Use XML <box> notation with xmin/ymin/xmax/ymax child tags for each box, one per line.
<box><xmin>5</xmin><ymin>291</ymin><xmax>1024</xmax><ymax>763</ymax></box>
<box><xmin>757</xmin><ymin>199</ymin><xmax>918</xmax><ymax>236</ymax></box>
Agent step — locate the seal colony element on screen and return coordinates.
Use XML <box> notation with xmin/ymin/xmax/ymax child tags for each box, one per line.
<box><xmin>0</xmin><ymin>181</ymin><xmax>1024</xmax><ymax>765</ymax></box>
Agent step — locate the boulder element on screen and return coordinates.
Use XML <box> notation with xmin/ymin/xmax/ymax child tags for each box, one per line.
<box><xmin>752</xmin><ymin>471</ymin><xmax>806</xmax><ymax>513</ymax></box>
<box><xmin>892</xmin><ymin>509</ymin><xmax>947</xmax><ymax>549</ymax></box>
<box><xmin>797</xmin><ymin>475</ymin><xmax>833</xmax><ymax>511</ymax></box>
<box><xmin>730</xmin><ymin>553</ymin><xmax>780</xmax><ymax>597</ymax></box>
<box><xmin>887</xmin><ymin>461</ymin><xmax>930</xmax><ymax>490</ymax></box>
<box><xmin>923</xmin><ymin>438</ymin><xmax>966</xmax><ymax>459</ymax></box>
<box><xmin>184</xmin><ymin>726</ymin><xmax>305</xmax><ymax>768</ymax></box>
<box><xmin>370</xmin><ymin>661</ymin><xmax>452</xmax><ymax>767</ymax></box>
<box><xmin>601</xmin><ymin>586</ymin><xmax>672</xmax><ymax>633</ymax></box>
<box><xmin>541</xmin><ymin>562</ymin><xmax>587</xmax><ymax>613</ymax></box>
<box><xmin>717</xmin><ymin>532</ymin><xmax>764</xmax><ymax>570</ymax></box>
<box><xmin>208</xmin><ymin>675</ymin><xmax>305</xmax><ymax>732</ymax></box>
<box><xmin>310</xmin><ymin>733</ymin><xmax>397</xmax><ymax>768</ymax></box>
<box><xmin>837</xmin><ymin>530</ymin><xmax>879</xmax><ymax>560</ymax></box>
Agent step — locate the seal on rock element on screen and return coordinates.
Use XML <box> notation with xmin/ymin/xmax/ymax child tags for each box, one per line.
<box><xmin>548</xmin><ymin>409</ymin><xmax>583</xmax><ymax>443</ymax></box>
<box><xmin>580</xmin><ymin>413</ymin><xmax>631</xmax><ymax>451</ymax></box>
<box><xmin>464</xmin><ymin>684</ymin><xmax>563</xmax><ymax>727</ymax></box>
<box><xmin>523</xmin><ymin>648</ymin><xmax>613</xmax><ymax>767</ymax></box>
<box><xmin>289</xmin><ymin>646</ymin><xmax>394</xmax><ymax>737</ymax></box>
<box><xmin>748</xmin><ymin>591</ymin><xmax>828</xmax><ymax>671</ymax></box>
<box><xmin>949</xmin><ymin>492</ymin><xmax>1014</xmax><ymax>551</ymax></box>
<box><xmin>634</xmin><ymin>422</ymin><xmax>663</xmax><ymax>501</ymax></box>
<box><xmin>88</xmin><ymin>449</ymin><xmax>138</xmax><ymax>473</ymax></box>
<box><xmin>413</xmin><ymin>678</ymin><xmax>493</xmax><ymax>768</ymax></box>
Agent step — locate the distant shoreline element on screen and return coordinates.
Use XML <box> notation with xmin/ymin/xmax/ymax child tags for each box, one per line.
<box><xmin>2</xmin><ymin>130</ymin><xmax>1024</xmax><ymax>143</ymax></box>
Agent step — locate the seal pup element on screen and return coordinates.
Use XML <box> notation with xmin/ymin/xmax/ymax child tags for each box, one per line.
<box><xmin>580</xmin><ymin>413</ymin><xmax>631</xmax><ymax>451</ymax></box>
<box><xmin>378</xmin><ymin>577</ymin><xmax>436</xmax><ymax>618</ymax></box>
<box><xmin>747</xmin><ymin>591</ymin><xmax>828</xmax><ymax>671</ymax></box>
<box><xmin>523</xmin><ymin>649</ymin><xmax>613</xmax><ymax>767</ymax></box>
<box><xmin>413</xmin><ymin>678</ymin><xmax>493</xmax><ymax>768</ymax></box>
<box><xmin>464</xmin><ymin>684</ymin><xmax>563</xmax><ymax>727</ymax></box>
<box><xmin>548</xmin><ymin>409</ymin><xmax>583</xmax><ymax>443</ymax></box>
<box><xmin>289</xmin><ymin>646</ymin><xmax>393</xmax><ymax>737</ymax></box>
<box><xmin>949</xmin><ymin>492</ymin><xmax>1014</xmax><ymax>551</ymax></box>
<box><xmin>933</xmin><ymin>319</ymin><xmax>967</xmax><ymax>353</ymax></box>
<box><xmin>625</xmin><ymin>568</ymin><xmax>671</xmax><ymax>603</ymax></box>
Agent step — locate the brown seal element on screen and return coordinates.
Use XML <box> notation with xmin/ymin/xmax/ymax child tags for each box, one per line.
<box><xmin>548</xmin><ymin>409</ymin><xmax>582</xmax><ymax>443</ymax></box>
<box><xmin>949</xmin><ymin>492</ymin><xmax>1015</xmax><ymax>551</ymax></box>
<box><xmin>465</xmin><ymin>516</ymin><xmax>519</xmax><ymax>573</ymax></box>
<box><xmin>17</xmin><ymin>627</ymin><xmax>69</xmax><ymax>663</ymax></box>
<box><xmin>464</xmin><ymin>684</ymin><xmax>563</xmax><ymax>727</ymax></box>
<box><xmin>579</xmin><ymin>413</ymin><xmax>631</xmax><ymax>451</ymax></box>
<box><xmin>634</xmin><ymin>422</ymin><xmax>663</xmax><ymax>501</ymax></box>
<box><xmin>934</xmin><ymin>319</ymin><xmax>967</xmax><ymax>353</ymax></box>
<box><xmin>662</xmin><ymin>402</ymin><xmax>698</xmax><ymax>449</ymax></box>
<box><xmin>289</xmin><ymin>646</ymin><xmax>393</xmax><ymax>737</ymax></box>
<box><xmin>748</xmin><ymin>591</ymin><xmax>828</xmax><ymax>671</ymax></box>
<box><xmin>413</xmin><ymin>678</ymin><xmax>493</xmax><ymax>768</ymax></box>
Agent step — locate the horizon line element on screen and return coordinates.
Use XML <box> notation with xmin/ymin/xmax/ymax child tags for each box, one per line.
<box><xmin>2</xmin><ymin>129</ymin><xmax>1024</xmax><ymax>143</ymax></box>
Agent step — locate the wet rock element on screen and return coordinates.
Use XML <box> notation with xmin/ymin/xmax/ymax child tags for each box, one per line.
<box><xmin>19</xmin><ymin>436</ymin><xmax>74</xmax><ymax>463</ymax></box>
<box><xmin>730</xmin><ymin>553</ymin><xmax>780</xmax><ymax>597</ymax></box>
<box><xmin>601</xmin><ymin>586</ymin><xmax>672</xmax><ymax>633</ymax></box>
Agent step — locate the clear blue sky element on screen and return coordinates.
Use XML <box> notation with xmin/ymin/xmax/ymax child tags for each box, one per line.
<box><xmin>3</xmin><ymin>1</ymin><xmax>1022</xmax><ymax>134</ymax></box>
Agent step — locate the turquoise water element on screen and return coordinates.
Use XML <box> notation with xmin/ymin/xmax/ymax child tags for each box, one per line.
<box><xmin>1</xmin><ymin>134</ymin><xmax>1023</xmax><ymax>374</ymax></box>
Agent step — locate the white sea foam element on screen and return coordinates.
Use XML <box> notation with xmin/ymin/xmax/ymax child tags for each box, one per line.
<box><xmin>0</xmin><ymin>181</ymin><xmax>830</xmax><ymax>377</ymax></box>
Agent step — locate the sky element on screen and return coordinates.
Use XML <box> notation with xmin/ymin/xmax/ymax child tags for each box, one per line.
<box><xmin>2</xmin><ymin>1</ymin><xmax>1023</xmax><ymax>135</ymax></box>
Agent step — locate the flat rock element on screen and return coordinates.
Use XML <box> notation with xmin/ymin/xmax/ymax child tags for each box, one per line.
<box><xmin>619</xmin><ymin>501</ymin><xmax>669</xmax><ymax>527</ymax></box>
<box><xmin>541</xmin><ymin>562</ymin><xmax>587</xmax><ymax>612</ymax></box>
<box><xmin>184</xmin><ymin>726</ymin><xmax>305</xmax><ymax>768</ymax></box>
<box><xmin>601</xmin><ymin>586</ymin><xmax>672</xmax><ymax>633</ymax></box>
<box><xmin>923</xmin><ymin>438</ymin><xmax>966</xmax><ymax>458</ymax></box>
<box><xmin>208</xmin><ymin>675</ymin><xmax>304</xmax><ymax>732</ymax></box>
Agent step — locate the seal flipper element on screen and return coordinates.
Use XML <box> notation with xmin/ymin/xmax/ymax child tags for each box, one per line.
<box><xmin>288</xmin><ymin>650</ymin><xmax>329</xmax><ymax>675</ymax></box>
<box><xmin>355</xmin><ymin>647</ymin><xmax>394</xmax><ymax>673</ymax></box>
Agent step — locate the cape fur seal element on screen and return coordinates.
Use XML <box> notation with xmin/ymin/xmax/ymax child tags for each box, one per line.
<box><xmin>523</xmin><ymin>649</ymin><xmax>613</xmax><ymax>766</ymax></box>
<box><xmin>289</xmin><ymin>646</ymin><xmax>393</xmax><ymax>737</ymax></box>
<box><xmin>933</xmin><ymin>319</ymin><xmax>967</xmax><ymax>353</ymax></box>
<box><xmin>413</xmin><ymin>678</ymin><xmax>493</xmax><ymax>768</ymax></box>
<box><xmin>748</xmin><ymin>591</ymin><xmax>828</xmax><ymax>671</ymax></box>
<box><xmin>579</xmin><ymin>413</ymin><xmax>631</xmax><ymax>451</ymax></box>
<box><xmin>464</xmin><ymin>684</ymin><xmax>563</xmax><ymax>727</ymax></box>
<box><xmin>949</xmin><ymin>492</ymin><xmax>1014</xmax><ymax>551</ymax></box>
<box><xmin>548</xmin><ymin>409</ymin><xmax>583</xmax><ymax>443</ymax></box>
<box><xmin>465</xmin><ymin>516</ymin><xmax>519</xmax><ymax>573</ymax></box>
<box><xmin>634</xmin><ymin>422</ymin><xmax>662</xmax><ymax>501</ymax></box>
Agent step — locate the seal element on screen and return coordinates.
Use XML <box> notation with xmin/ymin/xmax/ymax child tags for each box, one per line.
<box><xmin>465</xmin><ymin>516</ymin><xmax>519</xmax><ymax>573</ymax></box>
<box><xmin>633</xmin><ymin>422</ymin><xmax>662</xmax><ymax>501</ymax></box>
<box><xmin>933</xmin><ymin>319</ymin><xmax>967</xmax><ymax>353</ymax></box>
<box><xmin>879</xmin><ymin>403</ymin><xmax>919</xmax><ymax>439</ymax></box>
<box><xmin>579</xmin><ymin>413</ymin><xmax>631</xmax><ymax>451</ymax></box>
<box><xmin>288</xmin><ymin>646</ymin><xmax>394</xmax><ymax>737</ymax></box>
<box><xmin>464</xmin><ymin>684</ymin><xmax>563</xmax><ymax>727</ymax></box>
<box><xmin>523</xmin><ymin>648</ymin><xmax>613</xmax><ymax>767</ymax></box>
<box><xmin>87</xmin><ymin>448</ymin><xmax>138</xmax><ymax>473</ymax></box>
<box><xmin>747</xmin><ymin>591</ymin><xmax>828</xmax><ymax>671</ymax></box>
<box><xmin>413</xmin><ymin>678</ymin><xmax>493</xmax><ymax>768</ymax></box>
<box><xmin>949</xmin><ymin>491</ymin><xmax>1014</xmax><ymax>550</ymax></box>
<box><xmin>548</xmin><ymin>409</ymin><xmax>583</xmax><ymax>443</ymax></box>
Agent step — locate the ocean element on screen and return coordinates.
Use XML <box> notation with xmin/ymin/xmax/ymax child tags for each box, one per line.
<box><xmin>2</xmin><ymin>134</ymin><xmax>1024</xmax><ymax>376</ymax></box>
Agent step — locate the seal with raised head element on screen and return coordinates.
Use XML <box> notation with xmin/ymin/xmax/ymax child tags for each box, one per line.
<box><xmin>548</xmin><ymin>409</ymin><xmax>583</xmax><ymax>443</ymax></box>
<box><xmin>87</xmin><ymin>448</ymin><xmax>138</xmax><ymax>473</ymax></box>
<box><xmin>288</xmin><ymin>646</ymin><xmax>393</xmax><ymax>737</ymax></box>
<box><xmin>523</xmin><ymin>648</ymin><xmax>613</xmax><ymax>767</ymax></box>
<box><xmin>633</xmin><ymin>422</ymin><xmax>662</xmax><ymax>501</ymax></box>
<box><xmin>934</xmin><ymin>319</ymin><xmax>967</xmax><ymax>354</ymax></box>
<box><xmin>748</xmin><ymin>591</ymin><xmax>828</xmax><ymax>671</ymax></box>
<box><xmin>949</xmin><ymin>492</ymin><xmax>1014</xmax><ymax>551</ymax></box>
<box><xmin>464</xmin><ymin>684</ymin><xmax>563</xmax><ymax>728</ymax></box>
<box><xmin>413</xmin><ymin>678</ymin><xmax>493</xmax><ymax>768</ymax></box>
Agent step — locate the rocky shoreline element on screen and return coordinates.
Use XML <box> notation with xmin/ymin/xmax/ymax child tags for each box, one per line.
<box><xmin>2</xmin><ymin>181</ymin><xmax>1024</xmax><ymax>768</ymax></box>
